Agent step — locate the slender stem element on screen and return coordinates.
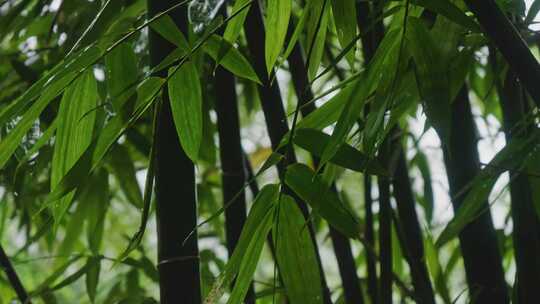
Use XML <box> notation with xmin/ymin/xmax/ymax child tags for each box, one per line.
<box><xmin>363</xmin><ymin>175</ymin><xmax>379</xmax><ymax>303</ymax></box>
<box><xmin>147</xmin><ymin>1</ymin><xmax>200</xmax><ymax>303</ymax></box>
<box><xmin>0</xmin><ymin>244</ymin><xmax>31</xmax><ymax>303</ymax></box>
<box><xmin>442</xmin><ymin>86</ymin><xmax>508</xmax><ymax>303</ymax></box>
<box><xmin>391</xmin><ymin>134</ymin><xmax>435</xmax><ymax>304</ymax></box>
<box><xmin>378</xmin><ymin>175</ymin><xmax>393</xmax><ymax>304</ymax></box>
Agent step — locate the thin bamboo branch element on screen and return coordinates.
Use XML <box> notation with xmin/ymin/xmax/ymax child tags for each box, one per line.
<box><xmin>0</xmin><ymin>244</ymin><xmax>31</xmax><ymax>303</ymax></box>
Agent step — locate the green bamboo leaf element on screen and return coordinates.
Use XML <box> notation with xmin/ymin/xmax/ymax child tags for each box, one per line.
<box><xmin>410</xmin><ymin>0</ymin><xmax>481</xmax><ymax>32</ymax></box>
<box><xmin>83</xmin><ymin>169</ymin><xmax>110</xmax><ymax>254</ymax></box>
<box><xmin>412</xmin><ymin>151</ymin><xmax>434</xmax><ymax>223</ymax></box>
<box><xmin>319</xmin><ymin>29</ymin><xmax>402</xmax><ymax>167</ymax></box>
<box><xmin>168</xmin><ymin>61</ymin><xmax>203</xmax><ymax>162</ymax></box>
<box><xmin>526</xmin><ymin>0</ymin><xmax>540</xmax><ymax>24</ymax></box>
<box><xmin>436</xmin><ymin>133</ymin><xmax>540</xmax><ymax>247</ymax></box>
<box><xmin>293</xmin><ymin>128</ymin><xmax>387</xmax><ymax>175</ymax></box>
<box><xmin>306</xmin><ymin>0</ymin><xmax>330</xmax><ymax>80</ymax></box>
<box><xmin>425</xmin><ymin>233</ymin><xmax>452</xmax><ymax>304</ymax></box>
<box><xmin>282</xmin><ymin>7</ymin><xmax>308</xmax><ymax>60</ymax></box>
<box><xmin>44</xmin><ymin>77</ymin><xmax>163</xmax><ymax>209</ymax></box>
<box><xmin>204</xmin><ymin>184</ymin><xmax>279</xmax><ymax>303</ymax></box>
<box><xmin>51</xmin><ymin>70</ymin><xmax>99</xmax><ymax>225</ymax></box>
<box><xmin>85</xmin><ymin>257</ymin><xmax>101</xmax><ymax>303</ymax></box>
<box><xmin>0</xmin><ymin>45</ymin><xmax>102</xmax><ymax>129</ymax></box>
<box><xmin>105</xmin><ymin>41</ymin><xmax>139</xmax><ymax>109</ymax></box>
<box><xmin>215</xmin><ymin>0</ymin><xmax>253</xmax><ymax>63</ymax></box>
<box><xmin>407</xmin><ymin>17</ymin><xmax>451</xmax><ymax>147</ymax></box>
<box><xmin>274</xmin><ymin>194</ymin><xmax>324</xmax><ymax>304</ymax></box>
<box><xmin>108</xmin><ymin>145</ymin><xmax>143</xmax><ymax>208</ymax></box>
<box><xmin>150</xmin><ymin>14</ymin><xmax>190</xmax><ymax>50</ymax></box>
<box><xmin>226</xmin><ymin>208</ymin><xmax>274</xmax><ymax>304</ymax></box>
<box><xmin>203</xmin><ymin>35</ymin><xmax>261</xmax><ymax>83</ymax></box>
<box><xmin>295</xmin><ymin>78</ymin><xmax>360</xmax><ymax>130</ymax></box>
<box><xmin>264</xmin><ymin>0</ymin><xmax>291</xmax><ymax>73</ymax></box>
<box><xmin>284</xmin><ymin>163</ymin><xmax>361</xmax><ymax>238</ymax></box>
<box><xmin>223</xmin><ymin>0</ymin><xmax>252</xmax><ymax>43</ymax></box>
<box><xmin>330</xmin><ymin>0</ymin><xmax>357</xmax><ymax>68</ymax></box>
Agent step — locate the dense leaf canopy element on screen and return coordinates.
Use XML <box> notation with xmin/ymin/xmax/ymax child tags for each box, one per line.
<box><xmin>1</xmin><ymin>0</ymin><xmax>540</xmax><ymax>303</ymax></box>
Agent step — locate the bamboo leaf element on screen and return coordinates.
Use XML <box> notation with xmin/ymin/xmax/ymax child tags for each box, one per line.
<box><xmin>319</xmin><ymin>28</ymin><xmax>402</xmax><ymax>167</ymax></box>
<box><xmin>203</xmin><ymin>35</ymin><xmax>261</xmax><ymax>83</ymax></box>
<box><xmin>51</xmin><ymin>70</ymin><xmax>99</xmax><ymax>225</ymax></box>
<box><xmin>168</xmin><ymin>61</ymin><xmax>203</xmax><ymax>162</ymax></box>
<box><xmin>293</xmin><ymin>128</ymin><xmax>387</xmax><ymax>175</ymax></box>
<box><xmin>264</xmin><ymin>0</ymin><xmax>291</xmax><ymax>73</ymax></box>
<box><xmin>44</xmin><ymin>77</ymin><xmax>163</xmax><ymax>209</ymax></box>
<box><xmin>150</xmin><ymin>14</ymin><xmax>190</xmax><ymax>50</ymax></box>
<box><xmin>274</xmin><ymin>194</ymin><xmax>324</xmax><ymax>304</ymax></box>
<box><xmin>411</xmin><ymin>0</ymin><xmax>481</xmax><ymax>32</ymax></box>
<box><xmin>306</xmin><ymin>0</ymin><xmax>330</xmax><ymax>80</ymax></box>
<box><xmin>204</xmin><ymin>184</ymin><xmax>279</xmax><ymax>303</ymax></box>
<box><xmin>330</xmin><ymin>0</ymin><xmax>357</xmax><ymax>68</ymax></box>
<box><xmin>105</xmin><ymin>41</ymin><xmax>139</xmax><ymax>109</ymax></box>
<box><xmin>85</xmin><ymin>257</ymin><xmax>101</xmax><ymax>303</ymax></box>
<box><xmin>284</xmin><ymin>163</ymin><xmax>361</xmax><ymax>238</ymax></box>
<box><xmin>436</xmin><ymin>133</ymin><xmax>540</xmax><ymax>247</ymax></box>
<box><xmin>407</xmin><ymin>17</ymin><xmax>451</xmax><ymax>147</ymax></box>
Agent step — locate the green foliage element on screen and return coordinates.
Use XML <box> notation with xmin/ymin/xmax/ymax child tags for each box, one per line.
<box><xmin>1</xmin><ymin>0</ymin><xmax>539</xmax><ymax>303</ymax></box>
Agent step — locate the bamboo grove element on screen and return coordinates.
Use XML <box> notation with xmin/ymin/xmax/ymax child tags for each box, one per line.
<box><xmin>2</xmin><ymin>0</ymin><xmax>540</xmax><ymax>303</ymax></box>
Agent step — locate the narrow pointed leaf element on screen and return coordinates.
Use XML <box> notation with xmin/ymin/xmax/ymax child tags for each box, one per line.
<box><xmin>284</xmin><ymin>163</ymin><xmax>361</xmax><ymax>238</ymax></box>
<box><xmin>274</xmin><ymin>194</ymin><xmax>324</xmax><ymax>304</ymax></box>
<box><xmin>264</xmin><ymin>0</ymin><xmax>291</xmax><ymax>73</ymax></box>
<box><xmin>168</xmin><ymin>62</ymin><xmax>203</xmax><ymax>162</ymax></box>
<box><xmin>51</xmin><ymin>70</ymin><xmax>99</xmax><ymax>225</ymax></box>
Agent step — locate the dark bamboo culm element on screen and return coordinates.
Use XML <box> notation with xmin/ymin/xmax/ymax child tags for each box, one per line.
<box><xmin>287</xmin><ymin>28</ymin><xmax>365</xmax><ymax>304</ymax></box>
<box><xmin>498</xmin><ymin>67</ymin><xmax>540</xmax><ymax>302</ymax></box>
<box><xmin>464</xmin><ymin>0</ymin><xmax>540</xmax><ymax>105</ymax></box>
<box><xmin>243</xmin><ymin>1</ymin><xmax>334</xmax><ymax>303</ymax></box>
<box><xmin>214</xmin><ymin>8</ymin><xmax>255</xmax><ymax>303</ymax></box>
<box><xmin>147</xmin><ymin>1</ymin><xmax>201</xmax><ymax>303</ymax></box>
<box><xmin>0</xmin><ymin>244</ymin><xmax>30</xmax><ymax>303</ymax></box>
<box><xmin>391</xmin><ymin>131</ymin><xmax>435</xmax><ymax>304</ymax></box>
<box><xmin>443</xmin><ymin>86</ymin><xmax>508</xmax><ymax>303</ymax></box>
<box><xmin>378</xmin><ymin>175</ymin><xmax>393</xmax><ymax>304</ymax></box>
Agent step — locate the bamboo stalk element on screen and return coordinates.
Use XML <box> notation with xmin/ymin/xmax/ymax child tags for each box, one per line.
<box><xmin>378</xmin><ymin>176</ymin><xmax>393</xmax><ymax>304</ymax></box>
<box><xmin>0</xmin><ymin>244</ymin><xmax>31</xmax><ymax>304</ymax></box>
<box><xmin>497</xmin><ymin>67</ymin><xmax>540</xmax><ymax>302</ymax></box>
<box><xmin>391</xmin><ymin>136</ymin><xmax>435</xmax><ymax>304</ymax></box>
<box><xmin>214</xmin><ymin>62</ymin><xmax>256</xmax><ymax>304</ymax></box>
<box><xmin>443</xmin><ymin>86</ymin><xmax>508</xmax><ymax>303</ymax></box>
<box><xmin>214</xmin><ymin>11</ymin><xmax>255</xmax><ymax>300</ymax></box>
<box><xmin>243</xmin><ymin>2</ymin><xmax>332</xmax><ymax>303</ymax></box>
<box><xmin>147</xmin><ymin>1</ymin><xmax>200</xmax><ymax>303</ymax></box>
<box><xmin>363</xmin><ymin>175</ymin><xmax>378</xmax><ymax>303</ymax></box>
<box><xmin>464</xmin><ymin>0</ymin><xmax>540</xmax><ymax>105</ymax></box>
